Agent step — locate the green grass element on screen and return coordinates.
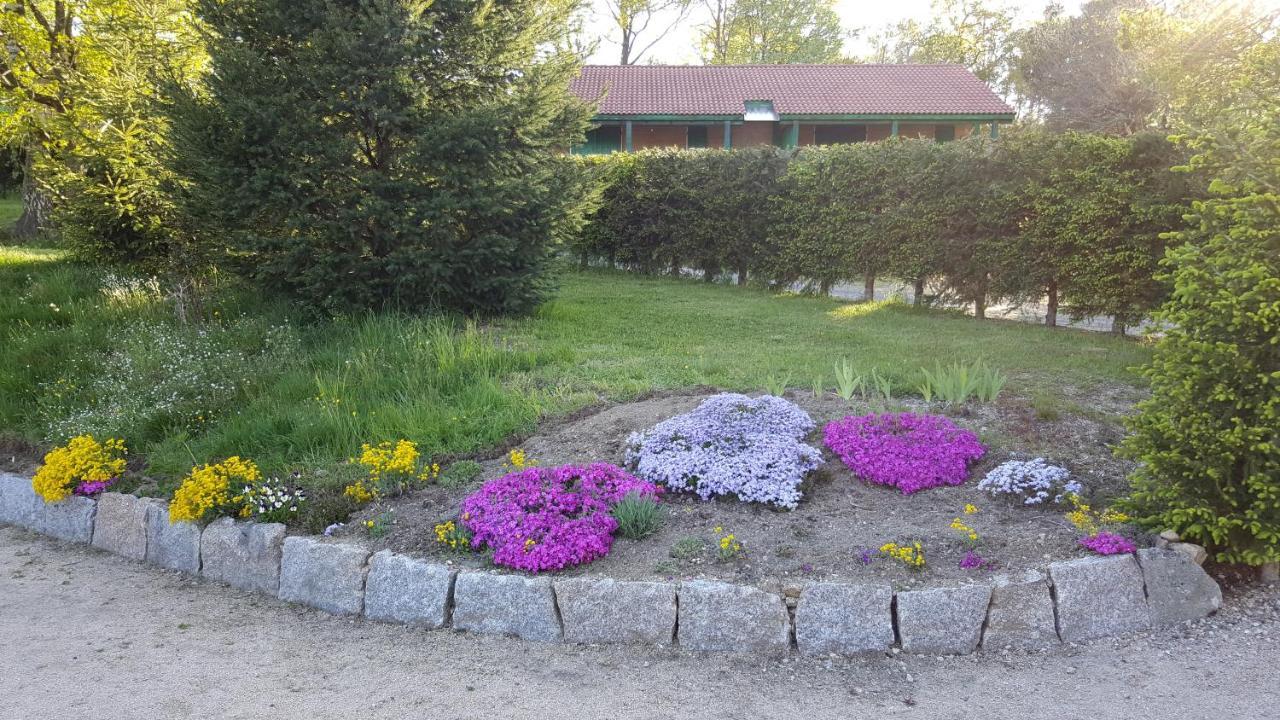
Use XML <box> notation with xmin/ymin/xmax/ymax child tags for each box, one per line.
<box><xmin>0</xmin><ymin>249</ymin><xmax>1151</xmax><ymax>493</ymax></box>
<box><xmin>0</xmin><ymin>194</ymin><xmax>21</xmax><ymax>233</ymax></box>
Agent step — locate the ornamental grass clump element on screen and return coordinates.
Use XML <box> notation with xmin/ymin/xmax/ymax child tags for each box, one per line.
<box><xmin>31</xmin><ymin>434</ymin><xmax>127</xmax><ymax>503</ymax></box>
<box><xmin>460</xmin><ymin>463</ymin><xmax>661</xmax><ymax>573</ymax></box>
<box><xmin>823</xmin><ymin>413</ymin><xmax>985</xmax><ymax>494</ymax></box>
<box><xmin>625</xmin><ymin>393</ymin><xmax>822</xmax><ymax>509</ymax></box>
<box><xmin>978</xmin><ymin>458</ymin><xmax>1082</xmax><ymax>505</ymax></box>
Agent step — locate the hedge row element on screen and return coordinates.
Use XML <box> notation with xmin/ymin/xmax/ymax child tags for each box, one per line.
<box><xmin>570</xmin><ymin>130</ymin><xmax>1202</xmax><ymax>328</ymax></box>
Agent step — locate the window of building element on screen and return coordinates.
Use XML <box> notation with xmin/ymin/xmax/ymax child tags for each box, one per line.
<box><xmin>813</xmin><ymin>125</ymin><xmax>867</xmax><ymax>145</ymax></box>
<box><xmin>744</xmin><ymin>100</ymin><xmax>779</xmax><ymax>121</ymax></box>
<box><xmin>935</xmin><ymin>124</ymin><xmax>956</xmax><ymax>142</ymax></box>
<box><xmin>687</xmin><ymin>126</ymin><xmax>708</xmax><ymax>148</ymax></box>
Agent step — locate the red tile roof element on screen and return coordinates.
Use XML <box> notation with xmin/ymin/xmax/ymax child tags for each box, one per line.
<box><xmin>570</xmin><ymin>64</ymin><xmax>1015</xmax><ymax>118</ymax></box>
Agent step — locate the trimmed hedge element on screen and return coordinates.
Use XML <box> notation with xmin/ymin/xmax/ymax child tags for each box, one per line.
<box><xmin>572</xmin><ymin>130</ymin><xmax>1202</xmax><ymax>327</ymax></box>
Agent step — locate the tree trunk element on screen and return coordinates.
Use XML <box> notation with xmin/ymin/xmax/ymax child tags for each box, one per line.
<box><xmin>670</xmin><ymin>256</ymin><xmax>680</xmax><ymax>277</ymax></box>
<box><xmin>578</xmin><ymin>251</ymin><xmax>589</xmax><ymax>270</ymax></box>
<box><xmin>737</xmin><ymin>266</ymin><xmax>748</xmax><ymax>286</ymax></box>
<box><xmin>13</xmin><ymin>151</ymin><xmax>51</xmax><ymax>239</ymax></box>
<box><xmin>1111</xmin><ymin>317</ymin><xmax>1128</xmax><ymax>335</ymax></box>
<box><xmin>912</xmin><ymin>277</ymin><xmax>926</xmax><ymax>307</ymax></box>
<box><xmin>974</xmin><ymin>295</ymin><xmax>987</xmax><ymax>320</ymax></box>
<box><xmin>819</xmin><ymin>279</ymin><xmax>832</xmax><ymax>296</ymax></box>
<box><xmin>863</xmin><ymin>273</ymin><xmax>875</xmax><ymax>302</ymax></box>
<box><xmin>703</xmin><ymin>265</ymin><xmax>715</xmax><ymax>283</ymax></box>
<box><xmin>1046</xmin><ymin>279</ymin><xmax>1059</xmax><ymax>327</ymax></box>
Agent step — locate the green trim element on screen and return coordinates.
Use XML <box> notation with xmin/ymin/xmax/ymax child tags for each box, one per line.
<box><xmin>624</xmin><ymin>120</ymin><xmax>633</xmax><ymax>152</ymax></box>
<box><xmin>989</xmin><ymin>122</ymin><xmax>999</xmax><ymax>139</ymax></box>
<box><xmin>723</xmin><ymin>120</ymin><xmax>732</xmax><ymax>149</ymax></box>
<box><xmin>890</xmin><ymin>120</ymin><xmax>899</xmax><ymax>137</ymax></box>
<box><xmin>594</xmin><ymin>114</ymin><xmax>741</xmax><ymax>122</ymax></box>
<box><xmin>776</xmin><ymin>113</ymin><xmax>1015</xmax><ymax>122</ymax></box>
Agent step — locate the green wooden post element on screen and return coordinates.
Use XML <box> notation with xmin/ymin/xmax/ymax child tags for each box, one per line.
<box><xmin>972</xmin><ymin>122</ymin><xmax>981</xmax><ymax>136</ymax></box>
<box><xmin>723</xmin><ymin>120</ymin><xmax>731</xmax><ymax>149</ymax></box>
<box><xmin>890</xmin><ymin>120</ymin><xmax>899</xmax><ymax>138</ymax></box>
<box><xmin>625</xmin><ymin>121</ymin><xmax>633</xmax><ymax>151</ymax></box>
<box><xmin>989</xmin><ymin>122</ymin><xmax>999</xmax><ymax>139</ymax></box>
<box><xmin>787</xmin><ymin>120</ymin><xmax>799</xmax><ymax>148</ymax></box>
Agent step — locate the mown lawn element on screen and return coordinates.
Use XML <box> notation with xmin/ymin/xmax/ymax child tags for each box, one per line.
<box><xmin>0</xmin><ymin>247</ymin><xmax>1151</xmax><ymax>492</ymax></box>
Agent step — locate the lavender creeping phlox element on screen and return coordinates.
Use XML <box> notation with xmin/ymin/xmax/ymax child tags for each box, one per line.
<box><xmin>978</xmin><ymin>458</ymin><xmax>1082</xmax><ymax>505</ymax></box>
<box><xmin>823</xmin><ymin>412</ymin><xmax>985</xmax><ymax>494</ymax></box>
<box><xmin>624</xmin><ymin>393</ymin><xmax>822</xmax><ymax>509</ymax></box>
<box><xmin>460</xmin><ymin>463</ymin><xmax>661</xmax><ymax>573</ymax></box>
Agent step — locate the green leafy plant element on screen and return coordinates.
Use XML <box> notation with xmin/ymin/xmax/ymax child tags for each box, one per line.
<box><xmin>833</xmin><ymin>358</ymin><xmax>864</xmax><ymax>401</ymax></box>
<box><xmin>762</xmin><ymin>373</ymin><xmax>790</xmax><ymax>397</ymax></box>
<box><xmin>670</xmin><ymin>536</ymin><xmax>706</xmax><ymax>560</ymax></box>
<box><xmin>363</xmin><ymin>510</ymin><xmax>395</xmax><ymax>539</ymax></box>
<box><xmin>918</xmin><ymin>360</ymin><xmax>1006</xmax><ymax>404</ymax></box>
<box><xmin>439</xmin><ymin>460</ymin><xmax>483</xmax><ymax>489</ymax></box>
<box><xmin>868</xmin><ymin>368</ymin><xmax>893</xmax><ymax>401</ymax></box>
<box><xmin>610</xmin><ymin>492</ymin><xmax>664</xmax><ymax>540</ymax></box>
<box><xmin>811</xmin><ymin>374</ymin><xmax>825</xmax><ymax>399</ymax></box>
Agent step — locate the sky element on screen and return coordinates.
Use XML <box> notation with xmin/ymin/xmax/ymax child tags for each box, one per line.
<box><xmin>582</xmin><ymin>0</ymin><xmax>1087</xmax><ymax>65</ymax></box>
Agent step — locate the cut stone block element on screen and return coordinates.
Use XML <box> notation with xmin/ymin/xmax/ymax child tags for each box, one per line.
<box><xmin>145</xmin><ymin>503</ymin><xmax>202</xmax><ymax>573</ymax></box>
<box><xmin>364</xmin><ymin>550</ymin><xmax>455</xmax><ymax>627</ymax></box>
<box><xmin>895</xmin><ymin>584</ymin><xmax>992</xmax><ymax>655</ymax></box>
<box><xmin>555</xmin><ymin>578</ymin><xmax>677</xmax><ymax>646</ymax></box>
<box><xmin>1137</xmin><ymin>547</ymin><xmax>1222</xmax><ymax>627</ymax></box>
<box><xmin>278</xmin><ymin>537</ymin><xmax>371</xmax><ymax>615</ymax></box>
<box><xmin>677</xmin><ymin>580</ymin><xmax>791</xmax><ymax>654</ymax></box>
<box><xmin>794</xmin><ymin>582</ymin><xmax>894</xmax><ymax>655</ymax></box>
<box><xmin>200</xmin><ymin>518</ymin><xmax>286</xmax><ymax>595</ymax></box>
<box><xmin>91</xmin><ymin>493</ymin><xmax>152</xmax><ymax>560</ymax></box>
<box><xmin>1049</xmin><ymin>554</ymin><xmax>1150</xmax><ymax>642</ymax></box>
<box><xmin>0</xmin><ymin>472</ymin><xmax>38</xmax><ymax>527</ymax></box>
<box><xmin>981</xmin><ymin>570</ymin><xmax>1059</xmax><ymax>649</ymax></box>
<box><xmin>32</xmin><ymin>494</ymin><xmax>97</xmax><ymax>544</ymax></box>
<box><xmin>452</xmin><ymin>572</ymin><xmax>561</xmax><ymax>643</ymax></box>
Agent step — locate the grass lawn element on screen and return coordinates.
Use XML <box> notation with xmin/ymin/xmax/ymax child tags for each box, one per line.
<box><xmin>0</xmin><ymin>247</ymin><xmax>1151</xmax><ymax>498</ymax></box>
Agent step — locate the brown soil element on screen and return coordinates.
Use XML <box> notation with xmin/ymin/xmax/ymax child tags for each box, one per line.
<box><xmin>338</xmin><ymin>386</ymin><xmax>1146</xmax><ymax>590</ymax></box>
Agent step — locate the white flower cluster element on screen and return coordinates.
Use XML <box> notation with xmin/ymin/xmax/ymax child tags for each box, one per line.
<box><xmin>243</xmin><ymin>477</ymin><xmax>306</xmax><ymax>520</ymax></box>
<box><xmin>977</xmin><ymin>458</ymin><xmax>1081</xmax><ymax>505</ymax></box>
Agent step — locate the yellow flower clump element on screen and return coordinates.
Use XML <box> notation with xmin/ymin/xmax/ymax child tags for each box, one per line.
<box><xmin>434</xmin><ymin>520</ymin><xmax>470</xmax><ymax>550</ymax></box>
<box><xmin>880</xmin><ymin>541</ymin><xmax>926</xmax><ymax>569</ymax></box>
<box><xmin>503</xmin><ymin>448</ymin><xmax>535</xmax><ymax>471</ymax></box>
<box><xmin>1064</xmin><ymin>494</ymin><xmax>1129</xmax><ymax>536</ymax></box>
<box><xmin>169</xmin><ymin>456</ymin><xmax>261</xmax><ymax>524</ymax></box>
<box><xmin>343</xmin><ymin>478</ymin><xmax>378</xmax><ymax>504</ymax></box>
<box><xmin>950</xmin><ymin>517</ymin><xmax>979</xmax><ymax>543</ymax></box>
<box><xmin>358</xmin><ymin>440</ymin><xmax>420</xmax><ymax>480</ymax></box>
<box><xmin>31</xmin><ymin>435</ymin><xmax>127</xmax><ymax>503</ymax></box>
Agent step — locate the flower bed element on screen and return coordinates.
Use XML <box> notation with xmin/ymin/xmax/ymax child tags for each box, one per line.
<box><xmin>823</xmin><ymin>412</ymin><xmax>985</xmax><ymax>494</ymax></box>
<box><xmin>460</xmin><ymin>463</ymin><xmax>660</xmax><ymax>573</ymax></box>
<box><xmin>625</xmin><ymin>393</ymin><xmax>822</xmax><ymax>509</ymax></box>
<box><xmin>978</xmin><ymin>458</ymin><xmax>1080</xmax><ymax>505</ymax></box>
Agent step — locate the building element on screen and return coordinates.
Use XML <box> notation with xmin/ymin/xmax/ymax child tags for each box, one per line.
<box><xmin>567</xmin><ymin>64</ymin><xmax>1016</xmax><ymax>154</ymax></box>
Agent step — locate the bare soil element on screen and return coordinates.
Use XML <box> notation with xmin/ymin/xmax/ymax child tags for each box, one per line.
<box><xmin>340</xmin><ymin>384</ymin><xmax>1147</xmax><ymax>590</ymax></box>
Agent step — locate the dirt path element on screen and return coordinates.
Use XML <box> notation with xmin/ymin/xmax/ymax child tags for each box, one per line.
<box><xmin>2</xmin><ymin>526</ymin><xmax>1277</xmax><ymax>720</ymax></box>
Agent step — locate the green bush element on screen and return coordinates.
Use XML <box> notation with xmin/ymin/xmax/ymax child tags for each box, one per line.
<box><xmin>611</xmin><ymin>492</ymin><xmax>664</xmax><ymax>540</ymax></box>
<box><xmin>168</xmin><ymin>0</ymin><xmax>594</xmax><ymax>316</ymax></box>
<box><xmin>439</xmin><ymin>460</ymin><xmax>483</xmax><ymax>489</ymax></box>
<box><xmin>1120</xmin><ymin>43</ymin><xmax>1280</xmax><ymax>566</ymax></box>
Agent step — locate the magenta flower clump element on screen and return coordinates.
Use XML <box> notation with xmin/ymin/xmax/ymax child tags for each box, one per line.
<box><xmin>73</xmin><ymin>477</ymin><xmax>117</xmax><ymax>497</ymax></box>
<box><xmin>823</xmin><ymin>412</ymin><xmax>985</xmax><ymax>494</ymax></box>
<box><xmin>460</xmin><ymin>463</ymin><xmax>661</xmax><ymax>573</ymax></box>
<box><xmin>1079</xmin><ymin>532</ymin><xmax>1136</xmax><ymax>556</ymax></box>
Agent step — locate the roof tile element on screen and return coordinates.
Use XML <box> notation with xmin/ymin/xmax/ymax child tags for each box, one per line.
<box><xmin>570</xmin><ymin>64</ymin><xmax>1014</xmax><ymax>117</ymax></box>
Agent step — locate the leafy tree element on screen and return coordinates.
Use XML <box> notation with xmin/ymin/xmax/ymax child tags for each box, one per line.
<box><xmin>1121</xmin><ymin>41</ymin><xmax>1280</xmax><ymax>567</ymax></box>
<box><xmin>168</xmin><ymin>0</ymin><xmax>594</xmax><ymax>316</ymax></box>
<box><xmin>704</xmin><ymin>0</ymin><xmax>845</xmax><ymax>64</ymax></box>
<box><xmin>865</xmin><ymin>0</ymin><xmax>1017</xmax><ymax>93</ymax></box>
<box><xmin>0</xmin><ymin>1</ymin><xmax>203</xmax><ymax>268</ymax></box>
<box><xmin>603</xmin><ymin>0</ymin><xmax>692</xmax><ymax>64</ymax></box>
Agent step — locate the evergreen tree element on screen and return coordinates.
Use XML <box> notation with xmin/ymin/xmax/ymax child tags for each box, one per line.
<box><xmin>1121</xmin><ymin>42</ymin><xmax>1280</xmax><ymax>566</ymax></box>
<box><xmin>168</xmin><ymin>0</ymin><xmax>594</xmax><ymax>315</ymax></box>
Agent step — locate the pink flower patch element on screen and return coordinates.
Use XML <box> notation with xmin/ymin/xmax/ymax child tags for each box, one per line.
<box><xmin>823</xmin><ymin>413</ymin><xmax>985</xmax><ymax>494</ymax></box>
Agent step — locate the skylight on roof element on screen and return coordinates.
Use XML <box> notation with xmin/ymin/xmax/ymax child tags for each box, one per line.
<box><xmin>743</xmin><ymin>100</ymin><xmax>778</xmax><ymax>121</ymax></box>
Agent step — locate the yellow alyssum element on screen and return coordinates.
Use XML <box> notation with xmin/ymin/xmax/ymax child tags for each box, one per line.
<box><xmin>343</xmin><ymin>478</ymin><xmax>378</xmax><ymax>504</ymax></box>
<box><xmin>1064</xmin><ymin>494</ymin><xmax>1129</xmax><ymax>536</ymax></box>
<box><xmin>504</xmin><ymin>448</ymin><xmax>535</xmax><ymax>471</ymax></box>
<box><xmin>31</xmin><ymin>435</ymin><xmax>127</xmax><ymax>503</ymax></box>
<box><xmin>880</xmin><ymin>541</ymin><xmax>926</xmax><ymax>568</ymax></box>
<box><xmin>950</xmin><ymin>517</ymin><xmax>979</xmax><ymax>543</ymax></box>
<box><xmin>434</xmin><ymin>520</ymin><xmax>470</xmax><ymax>550</ymax></box>
<box><xmin>169</xmin><ymin>456</ymin><xmax>261</xmax><ymax>524</ymax></box>
<box><xmin>358</xmin><ymin>440</ymin><xmax>421</xmax><ymax>480</ymax></box>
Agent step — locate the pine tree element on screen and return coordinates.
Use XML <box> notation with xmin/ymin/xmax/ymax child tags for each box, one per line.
<box><xmin>168</xmin><ymin>0</ymin><xmax>594</xmax><ymax>315</ymax></box>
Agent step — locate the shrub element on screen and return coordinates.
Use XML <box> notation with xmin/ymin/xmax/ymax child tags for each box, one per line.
<box><xmin>460</xmin><ymin>463</ymin><xmax>661</xmax><ymax>573</ymax></box>
<box><xmin>823</xmin><ymin>413</ymin><xmax>985</xmax><ymax>494</ymax></box>
<box><xmin>978</xmin><ymin>458</ymin><xmax>1081</xmax><ymax>505</ymax></box>
<box><xmin>1119</xmin><ymin>44</ymin><xmax>1280</xmax><ymax>567</ymax></box>
<box><xmin>169</xmin><ymin>456</ymin><xmax>262</xmax><ymax>524</ymax></box>
<box><xmin>611</xmin><ymin>492</ymin><xmax>664</xmax><ymax>540</ymax></box>
<box><xmin>31</xmin><ymin>435</ymin><xmax>127</xmax><ymax>503</ymax></box>
<box><xmin>438</xmin><ymin>460</ymin><xmax>483</xmax><ymax>489</ymax></box>
<box><xmin>168</xmin><ymin>0</ymin><xmax>593</xmax><ymax>315</ymax></box>
<box><xmin>625</xmin><ymin>393</ymin><xmax>822</xmax><ymax>509</ymax></box>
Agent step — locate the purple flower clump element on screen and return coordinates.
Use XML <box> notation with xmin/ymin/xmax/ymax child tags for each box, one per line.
<box><xmin>73</xmin><ymin>477</ymin><xmax>117</xmax><ymax>497</ymax></box>
<box><xmin>460</xmin><ymin>463</ymin><xmax>660</xmax><ymax>573</ymax></box>
<box><xmin>625</xmin><ymin>393</ymin><xmax>822</xmax><ymax>509</ymax></box>
<box><xmin>1079</xmin><ymin>531</ymin><xmax>1137</xmax><ymax>556</ymax></box>
<box><xmin>823</xmin><ymin>412</ymin><xmax>985</xmax><ymax>494</ymax></box>
<box><xmin>959</xmin><ymin>550</ymin><xmax>996</xmax><ymax>570</ymax></box>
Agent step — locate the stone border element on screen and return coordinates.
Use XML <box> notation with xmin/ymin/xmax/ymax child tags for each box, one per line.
<box><xmin>0</xmin><ymin>474</ymin><xmax>1224</xmax><ymax>656</ymax></box>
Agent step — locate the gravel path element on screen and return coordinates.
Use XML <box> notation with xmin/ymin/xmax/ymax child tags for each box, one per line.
<box><xmin>2</xmin><ymin>525</ymin><xmax>1277</xmax><ymax>720</ymax></box>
